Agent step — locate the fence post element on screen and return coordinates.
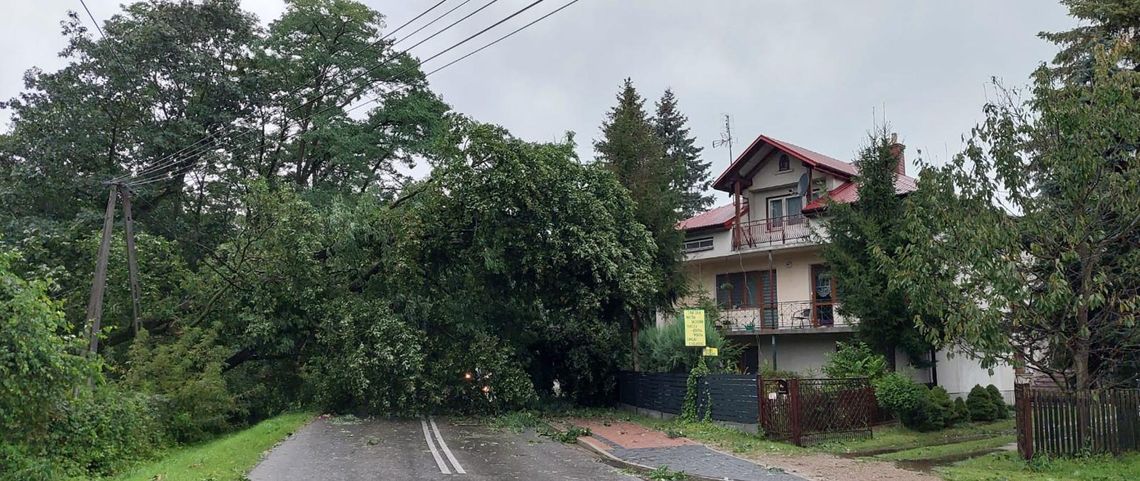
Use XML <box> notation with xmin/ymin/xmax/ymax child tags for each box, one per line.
<box><xmin>789</xmin><ymin>378</ymin><xmax>802</xmax><ymax>446</ymax></box>
<box><xmin>1015</xmin><ymin>382</ymin><xmax>1033</xmax><ymax>460</ymax></box>
<box><xmin>756</xmin><ymin>375</ymin><xmax>766</xmax><ymax>430</ymax></box>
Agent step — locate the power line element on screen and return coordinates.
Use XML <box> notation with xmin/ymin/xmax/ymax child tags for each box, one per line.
<box><xmin>78</xmin><ymin>0</ymin><xmax>107</xmax><ymax>38</ymax></box>
<box><xmin>393</xmin><ymin>0</ymin><xmax>474</xmax><ymax>48</ymax></box>
<box><xmin>127</xmin><ymin>0</ymin><xmax>577</xmax><ymax>189</ymax></box>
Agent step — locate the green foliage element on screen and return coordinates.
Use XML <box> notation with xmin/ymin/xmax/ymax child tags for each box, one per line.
<box><xmin>44</xmin><ymin>387</ymin><xmax>164</xmax><ymax>478</ymax></box>
<box><xmin>545</xmin><ymin>425</ymin><xmax>592</xmax><ymax>443</ymax></box>
<box><xmin>638</xmin><ymin>315</ymin><xmax>737</xmax><ymax>373</ymax></box>
<box><xmin>423</xmin><ymin>333</ymin><xmax>539</xmax><ymax>414</ymax></box>
<box><xmin>929</xmin><ymin>386</ymin><xmax>956</xmax><ymax>427</ymax></box>
<box><xmin>820</xmin><ymin>129</ymin><xmax>937</xmax><ymax>366</ymax></box>
<box><xmin>968</xmin><ymin>385</ymin><xmax>999</xmax><ymax>422</ymax></box>
<box><xmin>653</xmin><ymin>88</ymin><xmax>712</xmax><ymax>218</ymax></box>
<box><xmin>874</xmin><ymin>373</ymin><xmax>946</xmax><ymax>431</ymax></box>
<box><xmin>124</xmin><ymin>328</ymin><xmax>236</xmax><ymax>443</ymax></box>
<box><xmin>822</xmin><ymin>341</ymin><xmax>889</xmax><ymax>381</ymax></box>
<box><xmin>895</xmin><ymin>43</ymin><xmax>1140</xmax><ymax>390</ymax></box>
<box><xmin>950</xmin><ymin>397</ymin><xmax>970</xmax><ymax>427</ymax></box>
<box><xmin>682</xmin><ymin>357</ymin><xmax>711</xmax><ymax>422</ymax></box>
<box><xmin>986</xmin><ymin>384</ymin><xmax>1008</xmax><ymax>420</ymax></box>
<box><xmin>303</xmin><ymin>299</ymin><xmax>427</xmax><ymax>416</ymax></box>
<box><xmin>647</xmin><ymin>465</ymin><xmax>689</xmax><ymax>481</ymax></box>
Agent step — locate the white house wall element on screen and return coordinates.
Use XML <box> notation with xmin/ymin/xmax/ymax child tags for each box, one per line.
<box><xmin>935</xmin><ymin>347</ymin><xmax>1016</xmax><ymax>403</ymax></box>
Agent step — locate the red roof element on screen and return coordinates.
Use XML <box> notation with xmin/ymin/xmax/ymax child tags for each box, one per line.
<box><xmin>678</xmin><ymin>203</ymin><xmax>747</xmax><ymax>232</ymax></box>
<box><xmin>712</xmin><ymin>134</ymin><xmax>857</xmax><ymax>192</ymax></box>
<box><xmin>803</xmin><ymin>174</ymin><xmax>918</xmax><ymax>213</ymax></box>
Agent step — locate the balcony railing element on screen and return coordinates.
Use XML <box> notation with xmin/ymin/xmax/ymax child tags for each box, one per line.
<box><xmin>719</xmin><ymin>300</ymin><xmax>853</xmax><ymax>333</ymax></box>
<box><xmin>732</xmin><ymin>215</ymin><xmax>813</xmax><ymax>250</ymax></box>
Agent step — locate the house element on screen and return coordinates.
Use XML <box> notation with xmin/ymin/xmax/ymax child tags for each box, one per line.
<box><xmin>675</xmin><ymin>132</ymin><xmax>1014</xmax><ymax>401</ymax></box>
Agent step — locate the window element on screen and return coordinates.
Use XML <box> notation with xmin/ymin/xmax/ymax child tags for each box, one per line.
<box><xmin>811</xmin><ymin>265</ymin><xmax>838</xmax><ymax>326</ymax></box>
<box><xmin>683</xmin><ymin>236</ymin><xmax>714</xmax><ymax>253</ymax></box>
<box><xmin>766</xmin><ymin>195</ymin><xmax>804</xmax><ymax>229</ymax></box>
<box><xmin>778</xmin><ymin>154</ymin><xmax>791</xmax><ymax>172</ymax></box>
<box><xmin>716</xmin><ymin>270</ymin><xmax>777</xmax><ymax>327</ymax></box>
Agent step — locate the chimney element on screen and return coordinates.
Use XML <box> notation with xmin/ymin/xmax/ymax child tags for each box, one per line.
<box><xmin>889</xmin><ymin>132</ymin><xmax>906</xmax><ymax>176</ymax></box>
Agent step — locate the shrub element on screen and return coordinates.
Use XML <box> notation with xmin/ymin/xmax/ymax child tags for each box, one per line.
<box><xmin>950</xmin><ymin>397</ymin><xmax>970</xmax><ymax>426</ymax></box>
<box><xmin>45</xmin><ymin>387</ymin><xmax>165</xmax><ymax>477</ymax></box>
<box><xmin>967</xmin><ymin>384</ymin><xmax>998</xmax><ymax>422</ymax></box>
<box><xmin>124</xmin><ymin>328</ymin><xmax>236</xmax><ymax>443</ymax></box>
<box><xmin>929</xmin><ymin>386</ymin><xmax>955</xmax><ymax>427</ymax></box>
<box><xmin>638</xmin><ymin>311</ymin><xmax>738</xmax><ymax>373</ymax></box>
<box><xmin>822</xmin><ymin>341</ymin><xmax>889</xmax><ymax>381</ymax></box>
<box><xmin>874</xmin><ymin>373</ymin><xmax>946</xmax><ymax>431</ymax></box>
<box><xmin>986</xmin><ymin>384</ymin><xmax>1008</xmax><ymax>419</ymax></box>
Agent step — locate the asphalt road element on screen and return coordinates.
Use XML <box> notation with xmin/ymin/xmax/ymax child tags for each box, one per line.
<box><xmin>247</xmin><ymin>416</ymin><xmax>639</xmax><ymax>481</ymax></box>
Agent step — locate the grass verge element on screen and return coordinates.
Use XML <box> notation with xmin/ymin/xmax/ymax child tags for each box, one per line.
<box><xmin>106</xmin><ymin>412</ymin><xmax>313</xmax><ymax>481</ymax></box>
<box><xmin>937</xmin><ymin>451</ymin><xmax>1140</xmax><ymax>481</ymax></box>
<box><xmin>815</xmin><ymin>419</ymin><xmax>1015</xmax><ymax>455</ymax></box>
<box><xmin>873</xmin><ymin>435</ymin><xmax>1014</xmax><ymax>461</ymax></box>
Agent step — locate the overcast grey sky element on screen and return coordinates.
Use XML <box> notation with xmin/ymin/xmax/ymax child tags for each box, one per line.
<box><xmin>2</xmin><ymin>1</ymin><xmax>1075</xmax><ymax>205</ymax></box>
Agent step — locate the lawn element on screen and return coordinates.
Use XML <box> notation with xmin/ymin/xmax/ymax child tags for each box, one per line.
<box><xmin>561</xmin><ymin>408</ymin><xmax>806</xmax><ymax>456</ymax></box>
<box><xmin>873</xmin><ymin>435</ymin><xmax>1015</xmax><ymax>461</ymax></box>
<box><xmin>815</xmin><ymin>419</ymin><xmax>1015</xmax><ymax>455</ymax></box>
<box><xmin>938</xmin><ymin>451</ymin><xmax>1140</xmax><ymax>481</ymax></box>
<box><xmin>106</xmin><ymin>412</ymin><xmax>313</xmax><ymax>481</ymax></box>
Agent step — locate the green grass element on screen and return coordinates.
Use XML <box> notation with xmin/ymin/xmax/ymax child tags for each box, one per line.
<box><xmin>567</xmin><ymin>408</ymin><xmax>805</xmax><ymax>456</ymax></box>
<box><xmin>937</xmin><ymin>451</ymin><xmax>1140</xmax><ymax>481</ymax></box>
<box><xmin>815</xmin><ymin>419</ymin><xmax>1015</xmax><ymax>455</ymax></box>
<box><xmin>106</xmin><ymin>412</ymin><xmax>313</xmax><ymax>481</ymax></box>
<box><xmin>873</xmin><ymin>435</ymin><xmax>1015</xmax><ymax>461</ymax></box>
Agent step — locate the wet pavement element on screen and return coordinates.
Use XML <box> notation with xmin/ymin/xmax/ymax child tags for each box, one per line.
<box><xmin>248</xmin><ymin>416</ymin><xmax>638</xmax><ymax>480</ymax></box>
<box><xmin>572</xmin><ymin>419</ymin><xmax>807</xmax><ymax>481</ymax></box>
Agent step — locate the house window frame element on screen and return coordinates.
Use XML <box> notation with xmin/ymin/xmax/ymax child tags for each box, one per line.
<box><xmin>716</xmin><ymin>270</ymin><xmax>778</xmax><ymax>328</ymax></box>
<box><xmin>777</xmin><ymin>153</ymin><xmax>791</xmax><ymax>172</ymax></box>
<box><xmin>683</xmin><ymin>236</ymin><xmax>714</xmax><ymax>253</ymax></box>
<box><xmin>810</xmin><ymin>264</ymin><xmax>838</xmax><ymax>327</ymax></box>
<box><xmin>765</xmin><ymin>194</ymin><xmax>805</xmax><ymax>230</ymax></box>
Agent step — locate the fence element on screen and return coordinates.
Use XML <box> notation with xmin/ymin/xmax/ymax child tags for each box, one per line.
<box><xmin>617</xmin><ymin>372</ymin><xmax>876</xmax><ymax>445</ymax></box>
<box><xmin>759</xmin><ymin>377</ymin><xmax>875</xmax><ymax>445</ymax></box>
<box><xmin>1015</xmin><ymin>384</ymin><xmax>1140</xmax><ymax>459</ymax></box>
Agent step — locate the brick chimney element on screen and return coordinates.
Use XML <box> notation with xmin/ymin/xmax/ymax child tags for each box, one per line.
<box><xmin>889</xmin><ymin>132</ymin><xmax>906</xmax><ymax>176</ymax></box>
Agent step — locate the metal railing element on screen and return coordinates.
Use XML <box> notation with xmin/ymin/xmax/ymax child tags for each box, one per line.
<box><xmin>719</xmin><ymin>300</ymin><xmax>852</xmax><ymax>332</ymax></box>
<box><xmin>732</xmin><ymin>215</ymin><xmax>814</xmax><ymax>250</ymax></box>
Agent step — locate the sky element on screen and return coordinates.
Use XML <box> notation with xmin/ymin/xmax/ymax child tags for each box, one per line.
<box><xmin>1</xmin><ymin>0</ymin><xmax>1076</xmax><ymax>205</ymax></box>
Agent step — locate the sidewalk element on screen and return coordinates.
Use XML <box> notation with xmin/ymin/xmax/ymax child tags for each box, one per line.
<box><xmin>568</xmin><ymin>418</ymin><xmax>806</xmax><ymax>481</ymax></box>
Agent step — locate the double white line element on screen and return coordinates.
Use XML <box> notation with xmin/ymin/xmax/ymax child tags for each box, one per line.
<box><xmin>421</xmin><ymin>416</ymin><xmax>465</xmax><ymax>475</ymax></box>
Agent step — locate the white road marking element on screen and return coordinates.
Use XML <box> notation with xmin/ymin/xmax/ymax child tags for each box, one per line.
<box><xmin>421</xmin><ymin>418</ymin><xmax>451</xmax><ymax>474</ymax></box>
<box><xmin>429</xmin><ymin>416</ymin><xmax>466</xmax><ymax>474</ymax></box>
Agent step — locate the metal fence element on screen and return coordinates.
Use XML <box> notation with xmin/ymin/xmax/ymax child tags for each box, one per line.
<box><xmin>617</xmin><ymin>372</ymin><xmax>876</xmax><ymax>445</ymax></box>
<box><xmin>759</xmin><ymin>377</ymin><xmax>875</xmax><ymax>445</ymax></box>
<box><xmin>1015</xmin><ymin>384</ymin><xmax>1140</xmax><ymax>459</ymax></box>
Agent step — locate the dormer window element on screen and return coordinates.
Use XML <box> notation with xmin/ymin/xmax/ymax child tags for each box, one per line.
<box><xmin>778</xmin><ymin>154</ymin><xmax>790</xmax><ymax>172</ymax></box>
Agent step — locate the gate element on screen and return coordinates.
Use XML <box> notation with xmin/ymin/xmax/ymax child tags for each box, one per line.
<box><xmin>758</xmin><ymin>377</ymin><xmax>875</xmax><ymax>446</ymax></box>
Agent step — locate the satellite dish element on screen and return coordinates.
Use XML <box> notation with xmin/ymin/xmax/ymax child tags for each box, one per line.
<box><xmin>797</xmin><ymin>173</ymin><xmax>810</xmax><ymax>197</ymax></box>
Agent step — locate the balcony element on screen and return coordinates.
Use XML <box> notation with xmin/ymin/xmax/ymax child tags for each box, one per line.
<box><xmin>719</xmin><ymin>300</ymin><xmax>854</xmax><ymax>334</ymax></box>
<box><xmin>732</xmin><ymin>215</ymin><xmax>815</xmax><ymax>250</ymax></box>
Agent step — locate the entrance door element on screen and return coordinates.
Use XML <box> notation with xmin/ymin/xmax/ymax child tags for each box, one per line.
<box><xmin>810</xmin><ymin>265</ymin><xmax>836</xmax><ymax>326</ymax></box>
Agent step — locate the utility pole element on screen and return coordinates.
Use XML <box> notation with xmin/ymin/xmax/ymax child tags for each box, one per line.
<box><xmin>86</xmin><ymin>182</ymin><xmax>144</xmax><ymax>355</ymax></box>
<box><xmin>712</xmin><ymin>114</ymin><xmax>734</xmax><ymax>163</ymax></box>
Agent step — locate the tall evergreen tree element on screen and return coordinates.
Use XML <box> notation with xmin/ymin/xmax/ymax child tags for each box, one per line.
<box><xmin>820</xmin><ymin>130</ymin><xmax>936</xmax><ymax>367</ymax></box>
<box><xmin>1039</xmin><ymin>0</ymin><xmax>1140</xmax><ymax>83</ymax></box>
<box><xmin>653</xmin><ymin>89</ymin><xmax>712</xmax><ymax>217</ymax></box>
<box><xmin>594</xmin><ymin>79</ymin><xmax>685</xmax><ymax>369</ymax></box>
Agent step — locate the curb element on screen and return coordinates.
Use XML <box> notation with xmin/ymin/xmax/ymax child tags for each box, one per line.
<box><xmin>548</xmin><ymin>422</ymin><xmax>736</xmax><ymax>481</ymax></box>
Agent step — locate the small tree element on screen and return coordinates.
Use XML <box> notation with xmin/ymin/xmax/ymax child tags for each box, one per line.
<box><xmin>822</xmin><ymin>341</ymin><xmax>889</xmax><ymax>381</ymax></box>
<box><xmin>967</xmin><ymin>385</ymin><xmax>998</xmax><ymax>422</ymax></box>
<box><xmin>986</xmin><ymin>384</ymin><xmax>1008</xmax><ymax>420</ymax></box>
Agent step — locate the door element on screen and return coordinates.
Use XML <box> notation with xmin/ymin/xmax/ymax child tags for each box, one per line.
<box><xmin>811</xmin><ymin>265</ymin><xmax>836</xmax><ymax>326</ymax></box>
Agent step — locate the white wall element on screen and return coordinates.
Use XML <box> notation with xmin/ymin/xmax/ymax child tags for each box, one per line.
<box><xmin>935</xmin><ymin>347</ymin><xmax>1016</xmax><ymax>403</ymax></box>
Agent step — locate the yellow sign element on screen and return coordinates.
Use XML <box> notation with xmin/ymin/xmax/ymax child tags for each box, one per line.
<box><xmin>702</xmin><ymin>347</ymin><xmax>719</xmax><ymax>357</ymax></box>
<box><xmin>683</xmin><ymin>309</ymin><xmax>706</xmax><ymax>347</ymax></box>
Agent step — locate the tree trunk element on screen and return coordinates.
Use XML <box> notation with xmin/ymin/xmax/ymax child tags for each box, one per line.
<box><xmin>1074</xmin><ymin>243</ymin><xmax>1093</xmax><ymax>447</ymax></box>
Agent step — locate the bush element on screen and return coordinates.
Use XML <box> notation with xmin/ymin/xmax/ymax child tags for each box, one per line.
<box><xmin>986</xmin><ymin>384</ymin><xmax>1008</xmax><ymax>419</ymax></box>
<box><xmin>929</xmin><ymin>386</ymin><xmax>956</xmax><ymax>427</ymax></box>
<box><xmin>45</xmin><ymin>387</ymin><xmax>165</xmax><ymax>477</ymax></box>
<box><xmin>638</xmin><ymin>311</ymin><xmax>737</xmax><ymax>373</ymax></box>
<box><xmin>124</xmin><ymin>328</ymin><xmax>236</xmax><ymax>443</ymax></box>
<box><xmin>874</xmin><ymin>373</ymin><xmax>946</xmax><ymax>431</ymax></box>
<box><xmin>967</xmin><ymin>384</ymin><xmax>999</xmax><ymax>422</ymax></box>
<box><xmin>950</xmin><ymin>397</ymin><xmax>970</xmax><ymax>426</ymax></box>
<box><xmin>822</xmin><ymin>341</ymin><xmax>888</xmax><ymax>381</ymax></box>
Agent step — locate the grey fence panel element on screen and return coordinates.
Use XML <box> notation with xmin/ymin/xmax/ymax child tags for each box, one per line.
<box><xmin>618</xmin><ymin>371</ymin><xmax>758</xmax><ymax>424</ymax></box>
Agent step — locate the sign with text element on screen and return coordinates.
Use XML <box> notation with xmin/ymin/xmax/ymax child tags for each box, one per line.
<box><xmin>683</xmin><ymin>309</ymin><xmax>706</xmax><ymax>347</ymax></box>
<box><xmin>702</xmin><ymin>347</ymin><xmax>719</xmax><ymax>356</ymax></box>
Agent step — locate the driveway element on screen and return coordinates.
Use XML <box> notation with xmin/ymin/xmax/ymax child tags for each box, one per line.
<box><xmin>248</xmin><ymin>416</ymin><xmax>637</xmax><ymax>480</ymax></box>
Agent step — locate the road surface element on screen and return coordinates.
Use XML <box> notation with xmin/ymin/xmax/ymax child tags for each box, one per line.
<box><xmin>248</xmin><ymin>416</ymin><xmax>638</xmax><ymax>480</ymax></box>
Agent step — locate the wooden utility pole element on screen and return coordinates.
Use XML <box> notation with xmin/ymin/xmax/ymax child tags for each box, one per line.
<box><xmin>86</xmin><ymin>182</ymin><xmax>144</xmax><ymax>354</ymax></box>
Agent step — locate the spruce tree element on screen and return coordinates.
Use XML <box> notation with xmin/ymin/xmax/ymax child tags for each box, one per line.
<box><xmin>653</xmin><ymin>89</ymin><xmax>713</xmax><ymax>218</ymax></box>
<box><xmin>820</xmin><ymin>129</ymin><xmax>936</xmax><ymax>367</ymax></box>
<box><xmin>1039</xmin><ymin>0</ymin><xmax>1140</xmax><ymax>84</ymax></box>
<box><xmin>594</xmin><ymin>79</ymin><xmax>685</xmax><ymax>368</ymax></box>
